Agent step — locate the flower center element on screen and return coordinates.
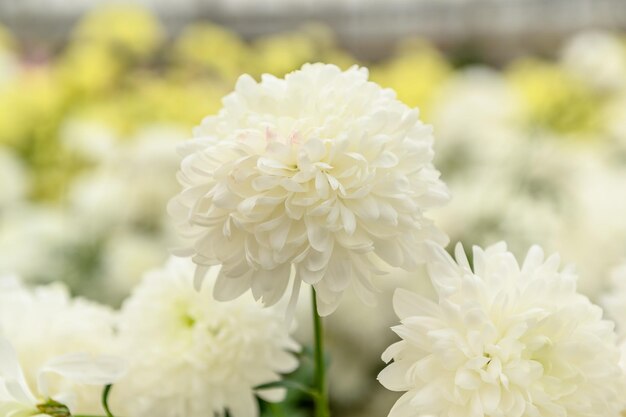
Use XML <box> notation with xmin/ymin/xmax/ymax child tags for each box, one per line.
<box><xmin>37</xmin><ymin>399</ymin><xmax>71</xmax><ymax>417</ymax></box>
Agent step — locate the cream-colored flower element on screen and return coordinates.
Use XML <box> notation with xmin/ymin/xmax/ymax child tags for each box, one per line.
<box><xmin>0</xmin><ymin>278</ymin><xmax>118</xmax><ymax>415</ymax></box>
<box><xmin>114</xmin><ymin>257</ymin><xmax>299</xmax><ymax>417</ymax></box>
<box><xmin>0</xmin><ymin>336</ymin><xmax>125</xmax><ymax>417</ymax></box>
<box><xmin>169</xmin><ymin>63</ymin><xmax>449</xmax><ymax>315</ymax></box>
<box><xmin>379</xmin><ymin>242</ymin><xmax>624</xmax><ymax>417</ymax></box>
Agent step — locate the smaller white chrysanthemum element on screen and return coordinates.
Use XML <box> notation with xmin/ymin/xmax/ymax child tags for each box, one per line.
<box><xmin>114</xmin><ymin>257</ymin><xmax>300</xmax><ymax>417</ymax></box>
<box><xmin>379</xmin><ymin>242</ymin><xmax>625</xmax><ymax>417</ymax></box>
<box><xmin>0</xmin><ymin>336</ymin><xmax>126</xmax><ymax>417</ymax></box>
<box><xmin>169</xmin><ymin>63</ymin><xmax>449</xmax><ymax>316</ymax></box>
<box><xmin>0</xmin><ymin>277</ymin><xmax>118</xmax><ymax>415</ymax></box>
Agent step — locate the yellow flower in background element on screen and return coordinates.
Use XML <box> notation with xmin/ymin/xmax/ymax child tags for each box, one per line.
<box><xmin>0</xmin><ymin>68</ymin><xmax>65</xmax><ymax>147</ymax></box>
<box><xmin>0</xmin><ymin>1</ymin><xmax>624</xmax><ymax>209</ymax></box>
<box><xmin>0</xmin><ymin>86</ymin><xmax>27</xmax><ymax>145</ymax></box>
<box><xmin>0</xmin><ymin>69</ymin><xmax>80</xmax><ymax>201</ymax></box>
<box><xmin>171</xmin><ymin>23</ymin><xmax>249</xmax><ymax>82</ymax></box>
<box><xmin>507</xmin><ymin>59</ymin><xmax>603</xmax><ymax>136</ymax></box>
<box><xmin>72</xmin><ymin>77</ymin><xmax>226</xmax><ymax>135</ymax></box>
<box><xmin>252</xmin><ymin>30</ymin><xmax>320</xmax><ymax>77</ymax></box>
<box><xmin>126</xmin><ymin>77</ymin><xmax>226</xmax><ymax>130</ymax></box>
<box><xmin>371</xmin><ymin>39</ymin><xmax>452</xmax><ymax>121</ymax></box>
<box><xmin>251</xmin><ymin>25</ymin><xmax>357</xmax><ymax>77</ymax></box>
<box><xmin>55</xmin><ymin>42</ymin><xmax>123</xmax><ymax>97</ymax></box>
<box><xmin>72</xmin><ymin>3</ymin><xmax>164</xmax><ymax>60</ymax></box>
<box><xmin>298</xmin><ymin>24</ymin><xmax>358</xmax><ymax>70</ymax></box>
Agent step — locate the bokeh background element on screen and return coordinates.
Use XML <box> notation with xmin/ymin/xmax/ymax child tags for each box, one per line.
<box><xmin>2</xmin><ymin>1</ymin><xmax>626</xmax><ymax>415</ymax></box>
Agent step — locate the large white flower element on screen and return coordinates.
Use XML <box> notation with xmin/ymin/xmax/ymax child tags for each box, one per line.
<box><xmin>114</xmin><ymin>257</ymin><xmax>299</xmax><ymax>417</ymax></box>
<box><xmin>169</xmin><ymin>63</ymin><xmax>449</xmax><ymax>315</ymax></box>
<box><xmin>0</xmin><ymin>277</ymin><xmax>118</xmax><ymax>415</ymax></box>
<box><xmin>0</xmin><ymin>336</ymin><xmax>125</xmax><ymax>417</ymax></box>
<box><xmin>379</xmin><ymin>242</ymin><xmax>625</xmax><ymax>417</ymax></box>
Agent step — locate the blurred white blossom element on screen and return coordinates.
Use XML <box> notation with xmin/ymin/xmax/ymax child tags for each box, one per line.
<box><xmin>0</xmin><ymin>278</ymin><xmax>118</xmax><ymax>415</ymax></box>
<box><xmin>114</xmin><ymin>257</ymin><xmax>299</xmax><ymax>417</ymax></box>
<box><xmin>0</xmin><ymin>336</ymin><xmax>126</xmax><ymax>417</ymax></box>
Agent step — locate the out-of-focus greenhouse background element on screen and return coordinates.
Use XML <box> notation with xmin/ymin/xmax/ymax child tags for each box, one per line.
<box><xmin>2</xmin><ymin>1</ymin><xmax>626</xmax><ymax>415</ymax></box>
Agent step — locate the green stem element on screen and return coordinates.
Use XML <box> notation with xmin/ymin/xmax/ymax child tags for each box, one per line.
<box><xmin>270</xmin><ymin>401</ymin><xmax>286</xmax><ymax>417</ymax></box>
<box><xmin>311</xmin><ymin>287</ymin><xmax>330</xmax><ymax>417</ymax></box>
<box><xmin>256</xmin><ymin>380</ymin><xmax>319</xmax><ymax>399</ymax></box>
<box><xmin>102</xmin><ymin>385</ymin><xmax>115</xmax><ymax>417</ymax></box>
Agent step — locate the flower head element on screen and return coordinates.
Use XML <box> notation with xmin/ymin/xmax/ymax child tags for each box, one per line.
<box><xmin>114</xmin><ymin>257</ymin><xmax>299</xmax><ymax>417</ymax></box>
<box><xmin>169</xmin><ymin>63</ymin><xmax>449</xmax><ymax>315</ymax></box>
<box><xmin>0</xmin><ymin>277</ymin><xmax>118</xmax><ymax>415</ymax></box>
<box><xmin>0</xmin><ymin>336</ymin><xmax>125</xmax><ymax>417</ymax></box>
<box><xmin>379</xmin><ymin>242</ymin><xmax>625</xmax><ymax>417</ymax></box>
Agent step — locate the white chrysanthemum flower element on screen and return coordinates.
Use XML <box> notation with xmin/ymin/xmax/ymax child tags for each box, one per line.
<box><xmin>379</xmin><ymin>242</ymin><xmax>625</xmax><ymax>417</ymax></box>
<box><xmin>0</xmin><ymin>277</ymin><xmax>118</xmax><ymax>415</ymax></box>
<box><xmin>169</xmin><ymin>63</ymin><xmax>449</xmax><ymax>315</ymax></box>
<box><xmin>0</xmin><ymin>336</ymin><xmax>126</xmax><ymax>417</ymax></box>
<box><xmin>114</xmin><ymin>257</ymin><xmax>300</xmax><ymax>417</ymax></box>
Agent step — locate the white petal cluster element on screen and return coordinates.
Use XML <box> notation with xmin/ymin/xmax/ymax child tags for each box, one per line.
<box><xmin>0</xmin><ymin>336</ymin><xmax>126</xmax><ymax>417</ymax></box>
<box><xmin>0</xmin><ymin>277</ymin><xmax>118</xmax><ymax>415</ymax></box>
<box><xmin>169</xmin><ymin>63</ymin><xmax>449</xmax><ymax>315</ymax></box>
<box><xmin>114</xmin><ymin>257</ymin><xmax>299</xmax><ymax>417</ymax></box>
<box><xmin>379</xmin><ymin>243</ymin><xmax>625</xmax><ymax>417</ymax></box>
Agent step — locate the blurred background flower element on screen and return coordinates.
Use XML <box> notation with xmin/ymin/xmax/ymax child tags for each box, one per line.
<box><xmin>1</xmin><ymin>1</ymin><xmax>626</xmax><ymax>415</ymax></box>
